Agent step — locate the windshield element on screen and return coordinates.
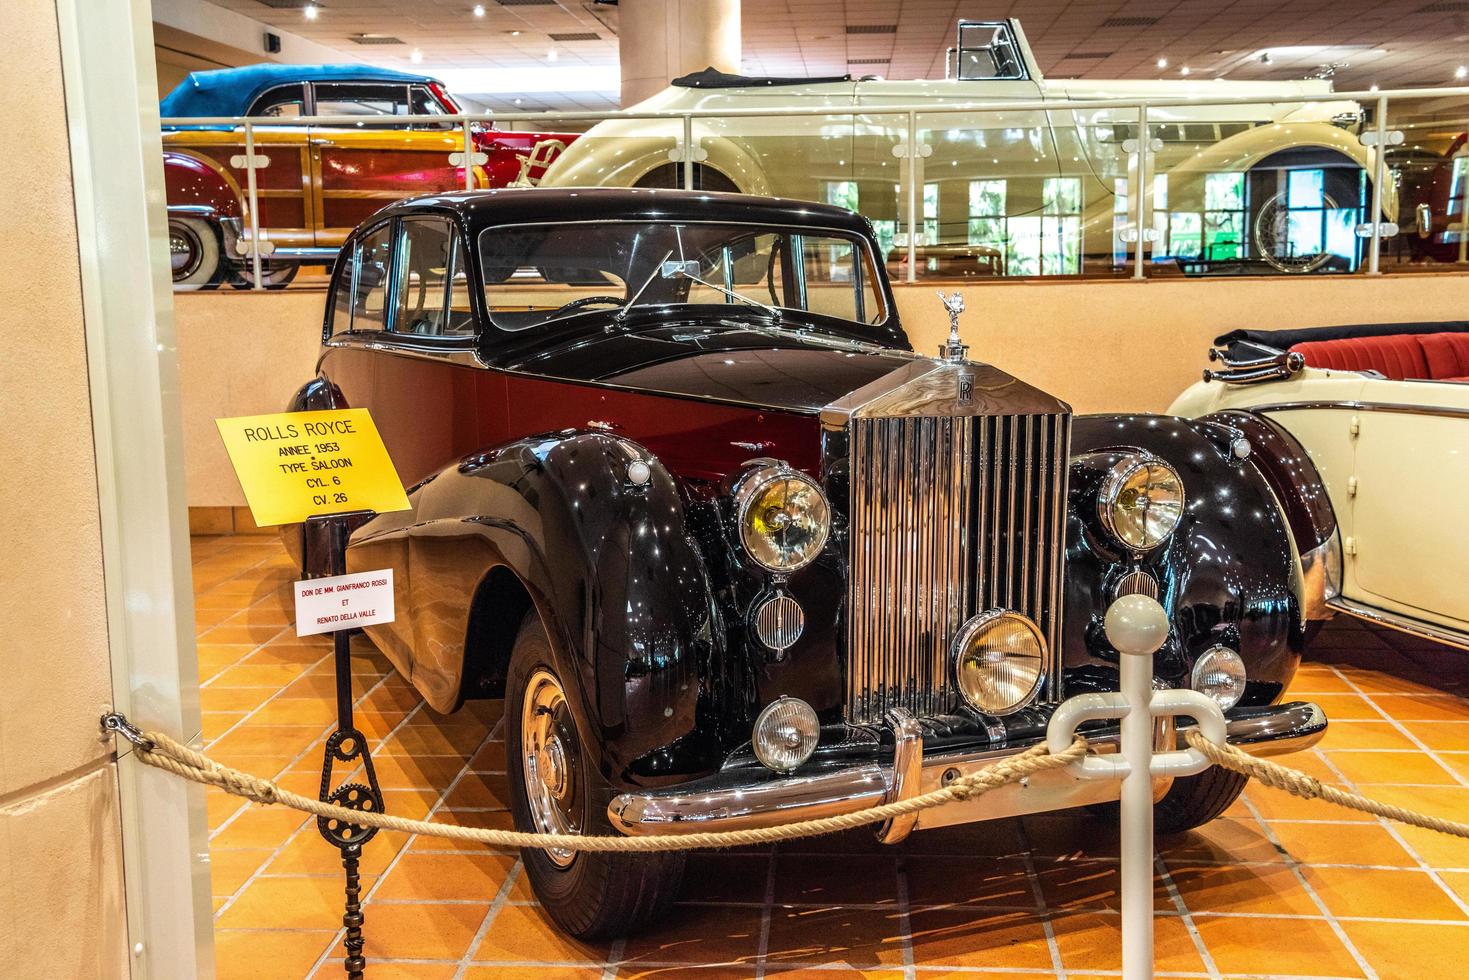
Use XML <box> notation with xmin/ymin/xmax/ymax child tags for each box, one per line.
<box><xmin>477</xmin><ymin>221</ymin><xmax>887</xmax><ymax>332</ymax></box>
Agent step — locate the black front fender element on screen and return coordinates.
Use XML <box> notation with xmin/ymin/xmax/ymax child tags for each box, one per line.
<box><xmin>350</xmin><ymin>430</ymin><xmax>723</xmax><ymax>791</ymax></box>
<box><xmin>1064</xmin><ymin>414</ymin><xmax>1305</xmax><ymax>705</ymax></box>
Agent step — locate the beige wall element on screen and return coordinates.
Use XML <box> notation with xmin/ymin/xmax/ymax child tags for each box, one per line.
<box><xmin>177</xmin><ymin>273</ymin><xmax>1468</xmax><ymax>507</ymax></box>
<box><xmin>0</xmin><ymin>1</ymin><xmax>129</xmax><ymax>975</ymax></box>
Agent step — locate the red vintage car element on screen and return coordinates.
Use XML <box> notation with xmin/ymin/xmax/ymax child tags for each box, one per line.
<box><xmin>161</xmin><ymin>64</ymin><xmax>577</xmax><ymax>288</ymax></box>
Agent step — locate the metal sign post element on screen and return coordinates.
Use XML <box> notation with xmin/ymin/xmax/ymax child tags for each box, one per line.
<box><xmin>304</xmin><ymin>510</ymin><xmax>385</xmax><ymax>980</ymax></box>
<box><xmin>1047</xmin><ymin>595</ymin><xmax>1229</xmax><ymax>980</ymax></box>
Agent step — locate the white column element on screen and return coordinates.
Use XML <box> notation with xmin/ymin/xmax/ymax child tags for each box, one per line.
<box><xmin>619</xmin><ymin>0</ymin><xmax>741</xmax><ymax>107</ymax></box>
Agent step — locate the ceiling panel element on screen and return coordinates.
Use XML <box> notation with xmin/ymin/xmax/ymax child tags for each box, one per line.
<box><xmin>192</xmin><ymin>0</ymin><xmax>1469</xmax><ymax>111</ymax></box>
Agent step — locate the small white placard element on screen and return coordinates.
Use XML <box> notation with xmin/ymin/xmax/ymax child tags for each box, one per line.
<box><xmin>294</xmin><ymin>569</ymin><xmax>395</xmax><ymax>637</ymax></box>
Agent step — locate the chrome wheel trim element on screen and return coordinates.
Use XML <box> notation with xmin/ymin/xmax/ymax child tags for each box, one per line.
<box><xmin>1253</xmin><ymin>190</ymin><xmax>1336</xmax><ymax>274</ymax></box>
<box><xmin>169</xmin><ymin>221</ymin><xmax>204</xmax><ymax>280</ymax></box>
<box><xmin>521</xmin><ymin>667</ymin><xmax>581</xmax><ymax>868</ymax></box>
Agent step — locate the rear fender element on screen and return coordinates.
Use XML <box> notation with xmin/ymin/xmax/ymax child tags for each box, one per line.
<box><xmin>164</xmin><ymin>149</ymin><xmax>244</xmax><ymax>222</ymax></box>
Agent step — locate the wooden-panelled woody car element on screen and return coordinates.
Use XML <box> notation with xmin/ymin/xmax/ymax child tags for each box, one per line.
<box><xmin>161</xmin><ymin>64</ymin><xmax>577</xmax><ymax>288</ymax></box>
<box><xmin>286</xmin><ymin>187</ymin><xmax>1329</xmax><ymax>937</ymax></box>
<box><xmin>538</xmin><ymin>19</ymin><xmax>1396</xmax><ymax>277</ymax></box>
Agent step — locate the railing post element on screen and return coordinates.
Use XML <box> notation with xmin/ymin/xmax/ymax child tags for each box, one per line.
<box><xmin>1132</xmin><ymin>103</ymin><xmax>1149</xmax><ymax>281</ymax></box>
<box><xmin>462</xmin><ymin>119</ymin><xmax>475</xmax><ymax>192</ymax></box>
<box><xmin>682</xmin><ymin>114</ymin><xmax>694</xmax><ymax>190</ymax></box>
<box><xmin>1117</xmin><ymin>621</ymin><xmax>1157</xmax><ymax>979</ymax></box>
<box><xmin>243</xmin><ymin>120</ymin><xmax>263</xmax><ymax>290</ymax></box>
<box><xmin>906</xmin><ymin>110</ymin><xmax>918</xmax><ymax>283</ymax></box>
<box><xmin>1368</xmin><ymin>95</ymin><xmax>1389</xmax><ymax>275</ymax></box>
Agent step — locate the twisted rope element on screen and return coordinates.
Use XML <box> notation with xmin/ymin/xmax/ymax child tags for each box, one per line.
<box><xmin>1184</xmin><ymin>729</ymin><xmax>1469</xmax><ymax>839</ymax></box>
<box><xmin>128</xmin><ymin>726</ymin><xmax>1088</xmax><ymax>851</ymax></box>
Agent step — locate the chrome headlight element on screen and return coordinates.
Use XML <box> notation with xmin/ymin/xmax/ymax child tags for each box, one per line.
<box><xmin>952</xmin><ymin>610</ymin><xmax>1046</xmax><ymax>716</ymax></box>
<box><xmin>1099</xmin><ymin>454</ymin><xmax>1185</xmax><ymax>552</ymax></box>
<box><xmin>734</xmin><ymin>465</ymin><xmax>831</xmax><ymax>573</ymax></box>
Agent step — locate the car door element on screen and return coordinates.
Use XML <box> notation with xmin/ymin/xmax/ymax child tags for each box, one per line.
<box><xmin>1346</xmin><ymin>378</ymin><xmax>1469</xmax><ymax>633</ymax></box>
<box><xmin>308</xmin><ymin>82</ymin><xmax>474</xmax><ymax>248</ymax></box>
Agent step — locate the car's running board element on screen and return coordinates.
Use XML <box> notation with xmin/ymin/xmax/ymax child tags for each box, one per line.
<box><xmin>1327</xmin><ymin>596</ymin><xmax>1469</xmax><ymax>652</ymax></box>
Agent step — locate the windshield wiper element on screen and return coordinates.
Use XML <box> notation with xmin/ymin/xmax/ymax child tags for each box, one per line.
<box><xmin>674</xmin><ymin>268</ymin><xmax>783</xmax><ymax>320</ymax></box>
<box><xmin>613</xmin><ymin>249</ymin><xmax>675</xmax><ymax>327</ymax></box>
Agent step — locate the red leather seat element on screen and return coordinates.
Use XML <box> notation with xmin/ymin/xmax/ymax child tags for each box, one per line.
<box><xmin>1417</xmin><ymin>332</ymin><xmax>1469</xmax><ymax>379</ymax></box>
<box><xmin>1288</xmin><ymin>335</ymin><xmax>1432</xmax><ymax>380</ymax></box>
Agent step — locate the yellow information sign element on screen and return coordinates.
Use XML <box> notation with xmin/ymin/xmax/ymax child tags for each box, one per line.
<box><xmin>215</xmin><ymin>409</ymin><xmax>410</xmax><ymax>527</ymax></box>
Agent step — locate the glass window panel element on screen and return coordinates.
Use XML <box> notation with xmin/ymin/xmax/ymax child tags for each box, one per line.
<box><xmin>970</xmin><ymin>179</ymin><xmax>1007</xmax><ymax>217</ymax></box>
<box><xmin>1287</xmin><ymin>169</ymin><xmax>1326</xmax><ymax>209</ymax></box>
<box><xmin>1204</xmin><ymin>172</ymin><xmax>1245</xmax><ymax>211</ymax></box>
<box><xmin>1006</xmin><ymin>216</ymin><xmax>1042</xmax><ymax>275</ymax></box>
<box><xmin>1043</xmin><ymin>177</ymin><xmax>1081</xmax><ymax>214</ymax></box>
<box><xmin>392</xmin><ymin>218</ymin><xmax>474</xmax><ymax>337</ymax></box>
<box><xmin>1286</xmin><ymin>210</ymin><xmax>1325</xmax><ymax>257</ymax></box>
<box><xmin>329</xmin><ymin>251</ymin><xmax>354</xmax><ymax>336</ymax></box>
<box><xmin>314</xmin><ymin>83</ymin><xmax>410</xmax><ymax>117</ymax></box>
<box><xmin>350</xmin><ymin>223</ymin><xmax>393</xmax><ymax>331</ymax></box>
<box><xmin>1166</xmin><ymin>212</ymin><xmax>1202</xmax><ymax>258</ymax></box>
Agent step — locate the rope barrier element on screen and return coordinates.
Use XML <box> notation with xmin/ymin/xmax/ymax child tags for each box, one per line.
<box><xmin>117</xmin><ymin>722</ymin><xmax>1088</xmax><ymax>851</ymax></box>
<box><xmin>1183</xmin><ymin>729</ymin><xmax>1469</xmax><ymax>839</ymax></box>
<box><xmin>103</xmin><ymin>715</ymin><xmax>1469</xmax><ymax>851</ymax></box>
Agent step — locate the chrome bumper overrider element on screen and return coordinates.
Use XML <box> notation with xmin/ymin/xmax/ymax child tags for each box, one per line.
<box><xmin>607</xmin><ymin>701</ymin><xmax>1326</xmax><ymax>837</ymax></box>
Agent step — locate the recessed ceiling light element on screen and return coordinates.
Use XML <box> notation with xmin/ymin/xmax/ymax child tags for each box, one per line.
<box><xmin>473</xmin><ymin>4</ymin><xmax>485</xmax><ymax>15</ymax></box>
<box><xmin>509</xmin><ymin>29</ymin><xmax>521</xmax><ymax>36</ymax></box>
<box><xmin>1369</xmin><ymin>83</ymin><xmax>1380</xmax><ymax>91</ymax></box>
<box><xmin>1180</xmin><ymin>66</ymin><xmax>1191</xmax><ymax>76</ymax></box>
<box><xmin>1458</xmin><ymin>65</ymin><xmax>1468</xmax><ymax>79</ymax></box>
<box><xmin>547</xmin><ymin>47</ymin><xmax>558</xmax><ymax>61</ymax></box>
<box><xmin>1156</xmin><ymin>57</ymin><xmax>1168</xmax><ymax>69</ymax></box>
<box><xmin>304</xmin><ymin>4</ymin><xmax>318</xmax><ymax>20</ymax></box>
<box><xmin>410</xmin><ymin>48</ymin><xmax>423</xmax><ymax>63</ymax></box>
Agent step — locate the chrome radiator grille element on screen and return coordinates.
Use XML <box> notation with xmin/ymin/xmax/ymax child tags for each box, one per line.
<box><xmin>845</xmin><ymin>412</ymin><xmax>1072</xmax><ymax>724</ymax></box>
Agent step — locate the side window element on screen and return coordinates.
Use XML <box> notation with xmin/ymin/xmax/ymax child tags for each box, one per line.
<box><xmin>313</xmin><ymin>83</ymin><xmax>410</xmax><ymax>117</ymax></box>
<box><xmin>329</xmin><ymin>251</ymin><xmax>354</xmax><ymax>336</ymax></box>
<box><xmin>350</xmin><ymin>223</ymin><xmax>394</xmax><ymax>332</ymax></box>
<box><xmin>798</xmin><ymin>236</ymin><xmax>885</xmax><ymax>325</ymax></box>
<box><xmin>248</xmin><ymin>83</ymin><xmax>305</xmax><ymax>118</ymax></box>
<box><xmin>392</xmin><ymin>218</ymin><xmax>475</xmax><ymax>338</ymax></box>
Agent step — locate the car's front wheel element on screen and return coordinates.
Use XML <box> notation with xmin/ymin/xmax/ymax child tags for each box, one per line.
<box><xmin>505</xmin><ymin>612</ymin><xmax>685</xmax><ymax>938</ymax></box>
<box><xmin>1091</xmin><ymin>766</ymin><xmax>1248</xmax><ymax>834</ymax></box>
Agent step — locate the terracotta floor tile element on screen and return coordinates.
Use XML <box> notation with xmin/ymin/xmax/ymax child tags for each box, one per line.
<box><xmin>1242</xmin><ymin>782</ymin><xmax>1373</xmax><ymax>822</ymax></box>
<box><xmin>1033</xmin><ymin>860</ymin><xmax>1125</xmax><ymax>912</ymax></box>
<box><xmin>382</xmin><ymin>723</ymin><xmax>494</xmax><ymax>757</ymax></box>
<box><xmin>209</xmin><ymin>662</ymin><xmax>310</xmax><ymax>689</ymax></box>
<box><xmin>209</xmin><ymin>847</ymin><xmax>273</xmax><ymax>896</ymax></box>
<box><xmin>1191</xmin><ymin>913</ymin><xmax>1366</xmax><ymax>977</ymax></box>
<box><xmin>762</xmin><ymin>906</ymin><xmax>904</xmax><ymax>969</ymax></box>
<box><xmin>370</xmin><ymin>851</ymin><xmax>517</xmax><ymax>902</ymax></box>
<box><xmin>1370</xmin><ymin>693</ymin><xmax>1469</xmax><ymax>722</ymax></box>
<box><xmin>468</xmin><ymin>740</ymin><xmax>508</xmax><ymax>771</ymax></box>
<box><xmin>207</xmin><ymin>789</ymin><xmax>245</xmax><ymax>828</ymax></box>
<box><xmin>267</xmin><ymin>829</ymin><xmax>410</xmax><ymax>878</ymax></box>
<box><xmin>617</xmin><ymin>968</ymin><xmax>760</xmax><ymax>980</ymax></box>
<box><xmin>1161</xmin><ymin>860</ymin><xmax>1322</xmax><ymax>917</ymax></box>
<box><xmin>1303</xmin><ymin>865</ymin><xmax>1469</xmax><ymax>921</ymax></box>
<box><xmin>1286</xmin><ymin>667</ymin><xmax>1358</xmax><ymax>694</ymax></box>
<box><xmin>373</xmin><ymin>753</ymin><xmax>473</xmax><ymax>789</ymax></box>
<box><xmin>1265</xmin><ymin>820</ymin><xmax>1418</xmax><ymax>867</ymax></box>
<box><xmin>1391</xmin><ymin>823</ymin><xmax>1469</xmax><ymax>869</ymax></box>
<box><xmin>773</xmin><ymin>854</ymin><xmax>899</xmax><ymax>906</ymax></box>
<box><xmin>1335</xmin><ymin>919</ymin><xmax>1469</xmax><ymax>977</ymax></box>
<box><xmin>1325</xmin><ymin>749</ymin><xmax>1464</xmax><ymax>786</ymax></box>
<box><xmin>1051</xmin><ymin>910</ymin><xmax>1204</xmax><ymax>974</ymax></box>
<box><xmin>334</xmin><ymin>965</ymin><xmax>457</xmax><ymax>980</ymax></box>
<box><xmin>341</xmin><ymin>901</ymin><xmax>491</xmax><ymax>961</ymax></box>
<box><xmin>200</xmin><ymin>686</ymin><xmax>277</xmax><ymax>713</ymax></box>
<box><xmin>201</xmin><ymin>711</ymin><xmax>248</xmax><ymax>740</ymax></box>
<box><xmin>1154</xmin><ymin>815</ymin><xmax>1281</xmax><ymax>864</ymax></box>
<box><xmin>1316</xmin><ymin>720</ymin><xmax>1418</xmax><ymax>751</ymax></box>
<box><xmin>199</xmin><ymin>623</ymin><xmax>290</xmax><ymax>646</ymax></box>
<box><xmin>1440</xmin><ymin>871</ymin><xmax>1469</xmax><ymax>905</ymax></box>
<box><xmin>1022</xmin><ymin>814</ymin><xmax>1120</xmax><ymax>860</ymax></box>
<box><xmin>212</xmin><ymin>928</ymin><xmax>335</xmax><ymax>980</ymax></box>
<box><xmin>906</xmin><ymin>907</ymin><xmax>1055</xmax><ymax>969</ymax></box>
<box><xmin>207</xmin><ymin>723</ymin><xmax>326</xmax><ymax>755</ymax></box>
<box><xmin>217</xmin><ymin>875</ymin><xmax>351</xmax><ymax>929</ymax></box>
<box><xmin>210</xmin><ymin>805</ymin><xmax>312</xmax><ymax>849</ymax></box>
<box><xmin>473</xmin><ymin>903</ymin><xmax>615</xmax><ymax>964</ymax></box>
<box><xmin>442</xmin><ymin>771</ymin><xmax>511</xmax><ymax>810</ymax></box>
<box><xmin>246</xmin><ymin>642</ymin><xmax>330</xmax><ymax>666</ymax></box>
<box><xmin>903</xmin><ymin>856</ymin><xmax>1037</xmax><ymax>908</ymax></box>
<box><xmin>619</xmin><ymin>903</ymin><xmax>765</xmax><ymax>966</ymax></box>
<box><xmin>1403</xmin><ymin>721</ymin><xmax>1469</xmax><ymax>751</ymax></box>
<box><xmin>466</xmin><ymin>969</ymin><xmax>604</xmax><ymax>980</ymax></box>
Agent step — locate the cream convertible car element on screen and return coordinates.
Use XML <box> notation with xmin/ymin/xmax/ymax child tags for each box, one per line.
<box><xmin>1171</xmin><ymin>324</ymin><xmax>1469</xmax><ymax>650</ymax></box>
<box><xmin>541</xmin><ymin>19</ymin><xmax>1395</xmax><ymax>276</ymax></box>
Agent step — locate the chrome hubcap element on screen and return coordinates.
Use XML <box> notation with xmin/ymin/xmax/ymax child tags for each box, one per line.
<box><xmin>521</xmin><ymin>668</ymin><xmax>580</xmax><ymax>868</ymax></box>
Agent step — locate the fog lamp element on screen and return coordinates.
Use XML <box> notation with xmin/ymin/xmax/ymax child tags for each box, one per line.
<box><xmin>752</xmin><ymin>697</ymin><xmax>820</xmax><ymax>772</ymax></box>
<box><xmin>952</xmin><ymin>610</ymin><xmax>1046</xmax><ymax>716</ymax></box>
<box><xmin>1192</xmin><ymin>645</ymin><xmax>1246</xmax><ymax>710</ymax></box>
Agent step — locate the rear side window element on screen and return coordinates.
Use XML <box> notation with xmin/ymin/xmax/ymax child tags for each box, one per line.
<box><xmin>248</xmin><ymin>83</ymin><xmax>305</xmax><ymax>118</ymax></box>
<box><xmin>313</xmin><ymin>83</ymin><xmax>410</xmax><ymax>117</ymax></box>
<box><xmin>392</xmin><ymin>218</ymin><xmax>475</xmax><ymax>338</ymax></box>
<box><xmin>331</xmin><ymin>223</ymin><xmax>393</xmax><ymax>334</ymax></box>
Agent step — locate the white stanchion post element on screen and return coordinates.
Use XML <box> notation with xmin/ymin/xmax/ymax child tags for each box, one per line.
<box><xmin>1108</xmin><ymin>595</ymin><xmax>1168</xmax><ymax>980</ymax></box>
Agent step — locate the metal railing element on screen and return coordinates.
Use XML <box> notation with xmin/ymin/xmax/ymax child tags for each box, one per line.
<box><xmin>160</xmin><ymin>84</ymin><xmax>1469</xmax><ymax>289</ymax></box>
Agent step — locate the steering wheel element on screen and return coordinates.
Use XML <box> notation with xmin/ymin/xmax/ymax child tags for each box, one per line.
<box><xmin>552</xmin><ymin>295</ymin><xmax>625</xmax><ymax>317</ymax></box>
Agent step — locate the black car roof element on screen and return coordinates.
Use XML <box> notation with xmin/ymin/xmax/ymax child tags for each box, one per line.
<box><xmin>370</xmin><ymin>187</ymin><xmax>877</xmax><ymax>237</ymax></box>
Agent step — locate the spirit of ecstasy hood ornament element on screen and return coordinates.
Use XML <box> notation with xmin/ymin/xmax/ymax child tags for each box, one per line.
<box><xmin>936</xmin><ymin>291</ymin><xmax>969</xmax><ymax>363</ymax></box>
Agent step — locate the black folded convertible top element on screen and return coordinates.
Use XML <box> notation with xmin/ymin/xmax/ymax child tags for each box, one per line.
<box><xmin>1215</xmin><ymin>321</ymin><xmax>1469</xmax><ymax>352</ymax></box>
<box><xmin>671</xmin><ymin>66</ymin><xmax>852</xmax><ymax>89</ymax></box>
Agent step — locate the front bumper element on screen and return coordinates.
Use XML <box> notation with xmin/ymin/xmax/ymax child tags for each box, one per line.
<box><xmin>607</xmin><ymin>701</ymin><xmax>1326</xmax><ymax>837</ymax></box>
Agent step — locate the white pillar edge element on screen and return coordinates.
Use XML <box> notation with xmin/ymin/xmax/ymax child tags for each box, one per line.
<box><xmin>54</xmin><ymin>0</ymin><xmax>215</xmax><ymax>976</ymax></box>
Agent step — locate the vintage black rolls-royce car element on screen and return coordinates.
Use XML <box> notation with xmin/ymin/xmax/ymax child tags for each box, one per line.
<box><xmin>286</xmin><ymin>188</ymin><xmax>1329</xmax><ymax>937</ymax></box>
